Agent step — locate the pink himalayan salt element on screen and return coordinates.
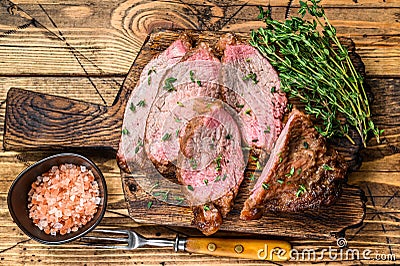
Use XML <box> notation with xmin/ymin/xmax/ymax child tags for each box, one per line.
<box><xmin>28</xmin><ymin>163</ymin><xmax>101</xmax><ymax>236</ymax></box>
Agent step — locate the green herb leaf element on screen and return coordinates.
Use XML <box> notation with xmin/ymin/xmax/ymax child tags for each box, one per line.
<box><xmin>262</xmin><ymin>183</ymin><xmax>270</xmax><ymax>190</ymax></box>
<box><xmin>215</xmin><ymin>155</ymin><xmax>222</xmax><ymax>171</ymax></box>
<box><xmin>297</xmin><ymin>168</ymin><xmax>302</xmax><ymax>175</ymax></box>
<box><xmin>215</xmin><ymin>175</ymin><xmax>221</xmax><ymax>182</ymax></box>
<box><xmin>296</xmin><ymin>184</ymin><xmax>307</xmax><ymax>197</ymax></box>
<box><xmin>256</xmin><ymin>161</ymin><xmax>262</xmax><ymax>170</ymax></box>
<box><xmin>222</xmin><ymin>174</ymin><xmax>227</xmax><ymax>181</ymax></box>
<box><xmin>271</xmin><ymin>87</ymin><xmax>276</xmax><ymax>93</ymax></box>
<box><xmin>236</xmin><ymin>103</ymin><xmax>245</xmax><ymax>109</ymax></box>
<box><xmin>277</xmin><ymin>179</ymin><xmax>284</xmax><ymax>184</ymax></box>
<box><xmin>323</xmin><ymin>164</ymin><xmax>333</xmax><ymax>171</ymax></box>
<box><xmin>225</xmin><ymin>134</ymin><xmax>232</xmax><ymax>140</ymax></box>
<box><xmin>164</xmin><ymin>77</ymin><xmax>177</xmax><ymax>92</ymax></box>
<box><xmin>203</xmin><ymin>179</ymin><xmax>209</xmax><ymax>186</ymax></box>
<box><xmin>243</xmin><ymin>72</ymin><xmax>259</xmax><ymax>84</ymax></box>
<box><xmin>303</xmin><ymin>142</ymin><xmax>309</xmax><ymax>149</ymax></box>
<box><xmin>177</xmin><ymin>101</ymin><xmax>184</xmax><ymax>107</ymax></box>
<box><xmin>264</xmin><ymin>126</ymin><xmax>271</xmax><ymax>134</ymax></box>
<box><xmin>189</xmin><ymin>158</ymin><xmax>197</xmax><ymax>169</ymax></box>
<box><xmin>137</xmin><ymin>100</ymin><xmax>146</xmax><ymax>107</ymax></box>
<box><xmin>249</xmin><ymin>174</ymin><xmax>256</xmax><ymax>181</ymax></box>
<box><xmin>129</xmin><ymin>102</ymin><xmax>136</xmax><ymax>112</ymax></box>
<box><xmin>122</xmin><ymin>128</ymin><xmax>129</xmax><ymax>135</ymax></box>
<box><xmin>162</xmin><ymin>133</ymin><xmax>171</xmax><ymax>141</ymax></box>
<box><xmin>196</xmin><ymin>80</ymin><xmax>202</xmax><ymax>87</ymax></box>
<box><xmin>189</xmin><ymin>70</ymin><xmax>195</xmax><ymax>83</ymax></box>
<box><xmin>187</xmin><ymin>185</ymin><xmax>194</xmax><ymax>191</ymax></box>
<box><xmin>245</xmin><ymin>109</ymin><xmax>252</xmax><ymax>115</ymax></box>
<box><xmin>203</xmin><ymin>205</ymin><xmax>210</xmax><ymax>211</ymax></box>
<box><xmin>175</xmin><ymin>196</ymin><xmax>184</xmax><ymax>204</ymax></box>
<box><xmin>147</xmin><ymin>201</ymin><xmax>153</xmax><ymax>209</ymax></box>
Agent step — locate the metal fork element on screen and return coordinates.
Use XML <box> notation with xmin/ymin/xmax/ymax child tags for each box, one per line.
<box><xmin>79</xmin><ymin>228</ymin><xmax>292</xmax><ymax>261</ymax></box>
<box><xmin>80</xmin><ymin>229</ymin><xmax>186</xmax><ymax>251</ymax></box>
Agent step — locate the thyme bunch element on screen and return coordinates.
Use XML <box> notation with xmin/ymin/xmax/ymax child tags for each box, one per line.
<box><xmin>250</xmin><ymin>0</ymin><xmax>382</xmax><ymax>147</ymax></box>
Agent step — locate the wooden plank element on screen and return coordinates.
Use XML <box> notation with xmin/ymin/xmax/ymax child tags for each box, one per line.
<box><xmin>0</xmin><ymin>2</ymin><xmax>399</xmax><ymax>76</ymax></box>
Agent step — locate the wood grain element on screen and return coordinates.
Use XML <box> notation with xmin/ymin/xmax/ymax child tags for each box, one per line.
<box><xmin>0</xmin><ymin>1</ymin><xmax>399</xmax><ymax>76</ymax></box>
<box><xmin>0</xmin><ymin>0</ymin><xmax>399</xmax><ymax>265</ymax></box>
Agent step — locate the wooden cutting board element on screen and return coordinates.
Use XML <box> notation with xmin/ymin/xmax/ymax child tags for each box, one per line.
<box><xmin>4</xmin><ymin>29</ymin><xmax>366</xmax><ymax>239</ymax></box>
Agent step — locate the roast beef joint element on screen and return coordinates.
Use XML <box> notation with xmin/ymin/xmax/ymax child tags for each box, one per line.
<box><xmin>117</xmin><ymin>33</ymin><xmax>347</xmax><ymax>235</ymax></box>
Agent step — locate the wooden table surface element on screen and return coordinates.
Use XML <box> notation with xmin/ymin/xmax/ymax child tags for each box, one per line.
<box><xmin>0</xmin><ymin>0</ymin><xmax>399</xmax><ymax>265</ymax></box>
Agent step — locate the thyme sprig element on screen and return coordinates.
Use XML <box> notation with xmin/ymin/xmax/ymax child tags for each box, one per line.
<box><xmin>250</xmin><ymin>0</ymin><xmax>381</xmax><ymax>147</ymax></box>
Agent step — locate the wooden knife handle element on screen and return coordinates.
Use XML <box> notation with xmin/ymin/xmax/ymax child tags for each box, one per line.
<box><xmin>185</xmin><ymin>237</ymin><xmax>291</xmax><ymax>261</ymax></box>
<box><xmin>3</xmin><ymin>88</ymin><xmax>124</xmax><ymax>151</ymax></box>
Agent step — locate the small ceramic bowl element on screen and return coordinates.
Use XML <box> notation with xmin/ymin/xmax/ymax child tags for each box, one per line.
<box><xmin>7</xmin><ymin>153</ymin><xmax>107</xmax><ymax>244</ymax></box>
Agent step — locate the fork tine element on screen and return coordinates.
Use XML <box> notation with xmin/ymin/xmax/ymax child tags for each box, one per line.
<box><xmin>80</xmin><ymin>236</ymin><xmax>129</xmax><ymax>243</ymax></box>
<box><xmin>91</xmin><ymin>229</ymin><xmax>130</xmax><ymax>235</ymax></box>
<box><xmin>81</xmin><ymin>243</ymin><xmax>131</xmax><ymax>250</ymax></box>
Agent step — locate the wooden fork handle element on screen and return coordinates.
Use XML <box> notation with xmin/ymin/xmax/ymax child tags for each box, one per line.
<box><xmin>185</xmin><ymin>237</ymin><xmax>291</xmax><ymax>261</ymax></box>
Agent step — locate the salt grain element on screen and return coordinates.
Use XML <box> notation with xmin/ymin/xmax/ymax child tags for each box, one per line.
<box><xmin>28</xmin><ymin>163</ymin><xmax>101</xmax><ymax>235</ymax></box>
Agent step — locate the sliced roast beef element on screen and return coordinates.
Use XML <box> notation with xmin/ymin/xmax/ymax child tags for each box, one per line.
<box><xmin>144</xmin><ymin>43</ymin><xmax>245</xmax><ymax>235</ymax></box>
<box><xmin>144</xmin><ymin>42</ymin><xmax>221</xmax><ymax>175</ymax></box>
<box><xmin>240</xmin><ymin>109</ymin><xmax>347</xmax><ymax>220</ymax></box>
<box><xmin>176</xmin><ymin>102</ymin><xmax>245</xmax><ymax>235</ymax></box>
<box><xmin>220</xmin><ymin>33</ymin><xmax>287</xmax><ymax>154</ymax></box>
<box><xmin>117</xmin><ymin>34</ymin><xmax>192</xmax><ymax>173</ymax></box>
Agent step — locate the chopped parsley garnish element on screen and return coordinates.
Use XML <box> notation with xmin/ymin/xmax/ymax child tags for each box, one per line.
<box><xmin>135</xmin><ymin>138</ymin><xmax>144</xmax><ymax>154</ymax></box>
<box><xmin>296</xmin><ymin>184</ymin><xmax>307</xmax><ymax>197</ymax></box>
<box><xmin>161</xmin><ymin>133</ymin><xmax>171</xmax><ymax>141</ymax></box>
<box><xmin>251</xmin><ymin>155</ymin><xmax>258</xmax><ymax>161</ymax></box>
<box><xmin>222</xmin><ymin>174</ymin><xmax>228</xmax><ymax>181</ymax></box>
<box><xmin>121</xmin><ymin>128</ymin><xmax>129</xmax><ymax>135</ymax></box>
<box><xmin>297</xmin><ymin>168</ymin><xmax>302</xmax><ymax>175</ymax></box>
<box><xmin>147</xmin><ymin>76</ymin><xmax>151</xmax><ymax>85</ymax></box>
<box><xmin>256</xmin><ymin>161</ymin><xmax>262</xmax><ymax>170</ymax></box>
<box><xmin>187</xmin><ymin>185</ymin><xmax>194</xmax><ymax>191</ymax></box>
<box><xmin>285</xmin><ymin>167</ymin><xmax>295</xmax><ymax>177</ymax></box>
<box><xmin>303</xmin><ymin>141</ymin><xmax>309</xmax><ymax>149</ymax></box>
<box><xmin>215</xmin><ymin>175</ymin><xmax>221</xmax><ymax>182</ymax></box>
<box><xmin>271</xmin><ymin>87</ymin><xmax>276</xmax><ymax>93</ymax></box>
<box><xmin>249</xmin><ymin>174</ymin><xmax>256</xmax><ymax>181</ymax></box>
<box><xmin>153</xmin><ymin>191</ymin><xmax>169</xmax><ymax>201</ymax></box>
<box><xmin>137</xmin><ymin>100</ymin><xmax>146</xmax><ymax>107</ymax></box>
<box><xmin>279</xmin><ymin>157</ymin><xmax>283</xmax><ymax>163</ymax></box>
<box><xmin>148</xmin><ymin>67</ymin><xmax>156</xmax><ymax>75</ymax></box>
<box><xmin>215</xmin><ymin>155</ymin><xmax>222</xmax><ymax>171</ymax></box>
<box><xmin>177</xmin><ymin>101</ymin><xmax>184</xmax><ymax>107</ymax></box>
<box><xmin>189</xmin><ymin>70</ymin><xmax>202</xmax><ymax>86</ymax></box>
<box><xmin>323</xmin><ymin>164</ymin><xmax>333</xmax><ymax>171</ymax></box>
<box><xmin>264</xmin><ymin>126</ymin><xmax>271</xmax><ymax>134</ymax></box>
<box><xmin>245</xmin><ymin>58</ymin><xmax>252</xmax><ymax>62</ymax></box>
<box><xmin>277</xmin><ymin>179</ymin><xmax>284</xmax><ymax>184</ymax></box>
<box><xmin>225</xmin><ymin>134</ymin><xmax>232</xmax><ymax>140</ymax></box>
<box><xmin>262</xmin><ymin>183</ymin><xmax>270</xmax><ymax>190</ymax></box>
<box><xmin>245</xmin><ymin>109</ymin><xmax>252</xmax><ymax>115</ymax></box>
<box><xmin>147</xmin><ymin>201</ymin><xmax>153</xmax><ymax>209</ymax></box>
<box><xmin>203</xmin><ymin>205</ymin><xmax>210</xmax><ymax>211</ymax></box>
<box><xmin>236</xmin><ymin>103</ymin><xmax>245</xmax><ymax>109</ymax></box>
<box><xmin>203</xmin><ymin>179</ymin><xmax>209</xmax><ymax>186</ymax></box>
<box><xmin>175</xmin><ymin>196</ymin><xmax>184</xmax><ymax>205</ymax></box>
<box><xmin>176</xmin><ymin>129</ymin><xmax>180</xmax><ymax>137</ymax></box>
<box><xmin>189</xmin><ymin>70</ymin><xmax>195</xmax><ymax>83</ymax></box>
<box><xmin>175</xmin><ymin>117</ymin><xmax>182</xmax><ymax>123</ymax></box>
<box><xmin>243</xmin><ymin>72</ymin><xmax>259</xmax><ymax>84</ymax></box>
<box><xmin>129</xmin><ymin>102</ymin><xmax>136</xmax><ymax>112</ymax></box>
<box><xmin>189</xmin><ymin>158</ymin><xmax>197</xmax><ymax>169</ymax></box>
<box><xmin>164</xmin><ymin>77</ymin><xmax>177</xmax><ymax>92</ymax></box>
